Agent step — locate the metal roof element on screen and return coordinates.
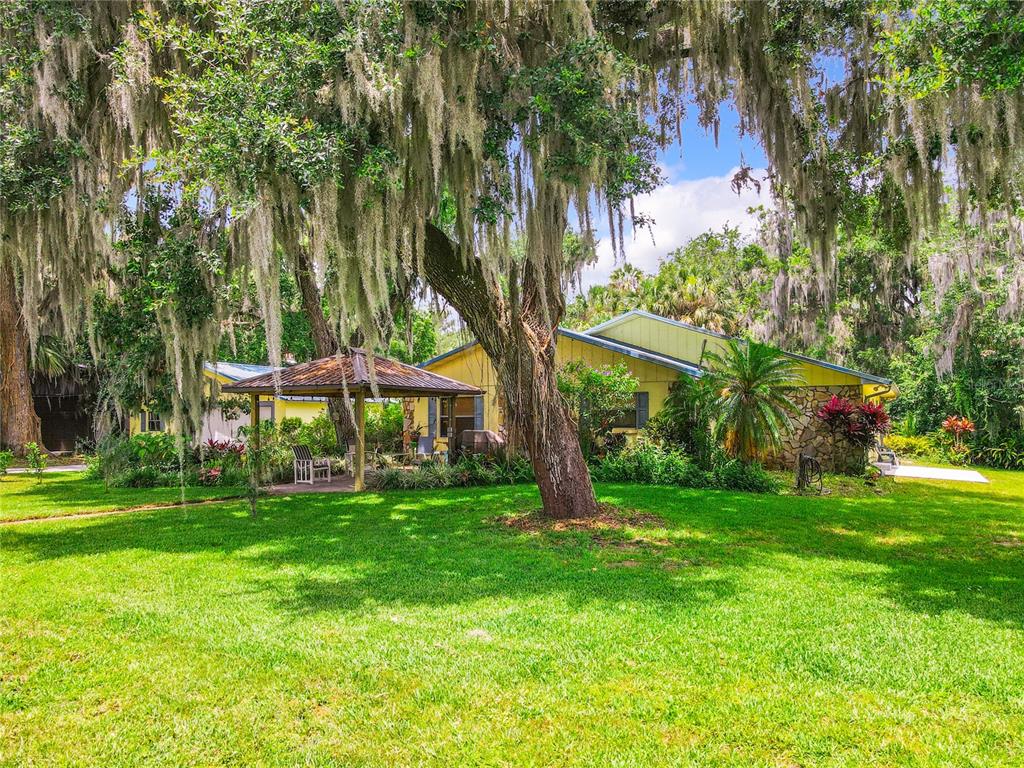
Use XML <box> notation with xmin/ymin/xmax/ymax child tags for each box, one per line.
<box><xmin>205</xmin><ymin>362</ymin><xmax>326</xmax><ymax>402</ymax></box>
<box><xmin>419</xmin><ymin>328</ymin><xmax>703</xmax><ymax>378</ymax></box>
<box><xmin>222</xmin><ymin>350</ymin><xmax>483</xmax><ymax>398</ymax></box>
<box><xmin>585</xmin><ymin>310</ymin><xmax>893</xmax><ymax>386</ymax></box>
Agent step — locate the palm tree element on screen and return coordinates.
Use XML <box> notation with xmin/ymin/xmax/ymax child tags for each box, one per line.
<box><xmin>652</xmin><ymin>275</ymin><xmax>735</xmax><ymax>333</ymax></box>
<box><xmin>32</xmin><ymin>335</ymin><xmax>71</xmax><ymax>380</ymax></box>
<box><xmin>704</xmin><ymin>340</ymin><xmax>803</xmax><ymax>463</ymax></box>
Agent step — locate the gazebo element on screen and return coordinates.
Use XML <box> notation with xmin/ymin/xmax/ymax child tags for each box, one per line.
<box><xmin>221</xmin><ymin>350</ymin><xmax>482</xmax><ymax>490</ymax></box>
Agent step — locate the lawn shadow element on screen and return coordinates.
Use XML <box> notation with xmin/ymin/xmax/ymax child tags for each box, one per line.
<box><xmin>599</xmin><ymin>476</ymin><xmax>1024</xmax><ymax>629</ymax></box>
<box><xmin>3</xmin><ymin>486</ymin><xmax>742</xmax><ymax>617</ymax></box>
<box><xmin>6</xmin><ymin>476</ymin><xmax>1024</xmax><ymax>628</ymax></box>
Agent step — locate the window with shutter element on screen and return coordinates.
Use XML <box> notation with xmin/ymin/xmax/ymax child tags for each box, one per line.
<box><xmin>636</xmin><ymin>392</ymin><xmax>650</xmax><ymax>428</ymax></box>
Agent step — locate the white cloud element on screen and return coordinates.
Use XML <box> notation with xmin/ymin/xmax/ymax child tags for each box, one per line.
<box><xmin>575</xmin><ymin>167</ymin><xmax>769</xmax><ymax>292</ymax></box>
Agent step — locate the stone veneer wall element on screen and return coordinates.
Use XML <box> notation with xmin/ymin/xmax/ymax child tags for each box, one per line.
<box><xmin>770</xmin><ymin>385</ymin><xmax>867</xmax><ymax>473</ymax></box>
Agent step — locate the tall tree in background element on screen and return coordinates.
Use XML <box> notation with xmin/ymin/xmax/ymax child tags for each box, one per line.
<box><xmin>3</xmin><ymin>1</ymin><xmax>1022</xmax><ymax>515</ymax></box>
<box><xmin>0</xmin><ymin>261</ymin><xmax>41</xmax><ymax>453</ymax></box>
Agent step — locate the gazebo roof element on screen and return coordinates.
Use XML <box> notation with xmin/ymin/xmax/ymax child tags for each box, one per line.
<box><xmin>220</xmin><ymin>349</ymin><xmax>483</xmax><ymax>399</ymax></box>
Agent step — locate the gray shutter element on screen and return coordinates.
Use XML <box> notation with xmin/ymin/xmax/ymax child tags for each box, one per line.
<box><xmin>474</xmin><ymin>395</ymin><xmax>484</xmax><ymax>430</ymax></box>
<box><xmin>140</xmin><ymin>412</ymin><xmax>147</xmax><ymax>432</ymax></box>
<box><xmin>636</xmin><ymin>392</ymin><xmax>650</xmax><ymax>428</ymax></box>
<box><xmin>427</xmin><ymin>398</ymin><xmax>437</xmax><ymax>438</ymax></box>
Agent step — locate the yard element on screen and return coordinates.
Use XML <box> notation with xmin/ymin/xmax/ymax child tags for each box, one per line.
<box><xmin>0</xmin><ymin>472</ymin><xmax>247</xmax><ymax>523</ymax></box>
<box><xmin>2</xmin><ymin>471</ymin><xmax>1023</xmax><ymax>766</ymax></box>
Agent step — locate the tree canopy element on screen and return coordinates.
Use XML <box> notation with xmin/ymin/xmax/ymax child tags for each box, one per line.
<box><xmin>2</xmin><ymin>0</ymin><xmax>1022</xmax><ymax>511</ymax></box>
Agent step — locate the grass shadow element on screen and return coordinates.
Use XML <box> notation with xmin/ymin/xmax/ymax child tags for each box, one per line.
<box><xmin>5</xmin><ymin>473</ymin><xmax>1024</xmax><ymax>628</ymax></box>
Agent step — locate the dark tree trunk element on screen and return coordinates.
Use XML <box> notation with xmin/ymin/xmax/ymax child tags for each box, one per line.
<box><xmin>0</xmin><ymin>261</ymin><xmax>42</xmax><ymax>455</ymax></box>
<box><xmin>293</xmin><ymin>247</ymin><xmax>355</xmax><ymax>447</ymax></box>
<box><xmin>421</xmin><ymin>223</ymin><xmax>597</xmax><ymax>519</ymax></box>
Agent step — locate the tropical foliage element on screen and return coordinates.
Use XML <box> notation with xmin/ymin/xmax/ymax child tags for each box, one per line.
<box><xmin>370</xmin><ymin>454</ymin><xmax>534</xmax><ymax>491</ymax></box>
<box><xmin>643</xmin><ymin>375</ymin><xmax>719</xmax><ymax>469</ymax></box>
<box><xmin>817</xmin><ymin>396</ymin><xmax>891</xmax><ymax>449</ymax></box>
<box><xmin>557</xmin><ymin>361</ymin><xmax>639</xmax><ymax>457</ymax></box>
<box><xmin>703</xmin><ymin>341</ymin><xmax>803</xmax><ymax>463</ymax></box>
<box><xmin>589</xmin><ymin>438</ymin><xmax>779</xmax><ymax>494</ymax></box>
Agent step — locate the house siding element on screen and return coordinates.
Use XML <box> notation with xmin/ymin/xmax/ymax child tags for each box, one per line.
<box><xmin>130</xmin><ymin>369</ymin><xmax>328</xmax><ymax>439</ymax></box>
<box><xmin>411</xmin><ymin>333</ymin><xmax>679</xmax><ymax>452</ymax></box>
<box><xmin>415</xmin><ymin>312</ymin><xmax>895</xmax><ymax>470</ymax></box>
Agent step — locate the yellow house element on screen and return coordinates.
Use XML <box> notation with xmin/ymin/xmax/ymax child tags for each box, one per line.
<box><xmin>133</xmin><ymin>362</ymin><xmax>326</xmax><ymax>440</ymax></box>
<box><xmin>412</xmin><ymin>309</ymin><xmax>896</xmax><ymax>467</ymax></box>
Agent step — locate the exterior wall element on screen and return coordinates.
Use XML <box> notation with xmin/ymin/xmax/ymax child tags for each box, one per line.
<box><xmin>772</xmin><ymin>384</ymin><xmax>867</xmax><ymax>473</ymax></box>
<box><xmin>595</xmin><ymin>314</ymin><xmax>866</xmax><ymax>388</ymax></box>
<box><xmin>595</xmin><ymin>314</ymin><xmax>730</xmax><ymax>366</ymax></box>
<box><xmin>412</xmin><ymin>334</ymin><xmax>682</xmax><ymax>450</ymax></box>
<box><xmin>276</xmin><ymin>399</ymin><xmax>325</xmax><ymax>424</ymax></box>
<box><xmin>130</xmin><ymin>370</ymin><xmax>328</xmax><ymax>439</ymax></box>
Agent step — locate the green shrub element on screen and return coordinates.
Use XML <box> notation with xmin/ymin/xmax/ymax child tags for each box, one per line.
<box><xmin>0</xmin><ymin>449</ymin><xmax>12</xmax><ymax>477</ymax></box>
<box><xmin>366</xmin><ymin>402</ymin><xmax>404</xmax><ymax>452</ymax></box>
<box><xmin>25</xmin><ymin>442</ymin><xmax>47</xmax><ymax>479</ymax></box>
<box><xmin>129</xmin><ymin>432</ymin><xmax>179</xmax><ymax>468</ymax></box>
<box><xmin>644</xmin><ymin>374</ymin><xmax>719</xmax><ymax>468</ymax></box>
<box><xmin>368</xmin><ymin>454</ymin><xmax>534</xmax><ymax>491</ymax></box>
<box><xmin>972</xmin><ymin>438</ymin><xmax>1024</xmax><ymax>470</ymax></box>
<box><xmin>884</xmin><ymin>434</ymin><xmax>936</xmax><ymax>458</ymax></box>
<box><xmin>590</xmin><ymin>438</ymin><xmax>776</xmax><ymax>494</ymax></box>
<box><xmin>110</xmin><ymin>466</ymin><xmax>168</xmax><ymax>488</ymax></box>
<box><xmin>83</xmin><ymin>452</ymin><xmax>104</xmax><ymax>479</ymax></box>
<box><xmin>591</xmin><ymin>439</ymin><xmax>714</xmax><ymax>487</ymax></box>
<box><xmin>711</xmin><ymin>458</ymin><xmax>779</xmax><ymax>493</ymax></box>
<box><xmin>297</xmin><ymin>413</ymin><xmax>339</xmax><ymax>456</ymax></box>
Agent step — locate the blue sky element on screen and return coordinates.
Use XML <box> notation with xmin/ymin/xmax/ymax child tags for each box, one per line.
<box><xmin>658</xmin><ymin>101</ymin><xmax>767</xmax><ymax>180</ymax></box>
<box><xmin>577</xmin><ymin>101</ymin><xmax>771</xmax><ymax>292</ymax></box>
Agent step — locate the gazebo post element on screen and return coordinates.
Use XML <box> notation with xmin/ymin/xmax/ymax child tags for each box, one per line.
<box><xmin>447</xmin><ymin>395</ymin><xmax>456</xmax><ymax>465</ymax></box>
<box><xmin>249</xmin><ymin>392</ymin><xmax>260</xmax><ymax>486</ymax></box>
<box><xmin>250</xmin><ymin>393</ymin><xmax>260</xmax><ymax>453</ymax></box>
<box><xmin>353</xmin><ymin>389</ymin><xmax>366</xmax><ymax>491</ymax></box>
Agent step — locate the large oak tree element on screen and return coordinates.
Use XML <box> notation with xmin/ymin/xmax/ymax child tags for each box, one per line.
<box><xmin>2</xmin><ymin>1</ymin><xmax>1021</xmax><ymax>514</ymax></box>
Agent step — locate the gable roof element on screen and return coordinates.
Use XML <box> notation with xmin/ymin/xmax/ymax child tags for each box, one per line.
<box><xmin>558</xmin><ymin>327</ymin><xmax>703</xmax><ymax>377</ymax></box>
<box><xmin>584</xmin><ymin>309</ymin><xmax>893</xmax><ymax>386</ymax></box>
<box><xmin>586</xmin><ymin>308</ymin><xmax>733</xmax><ymax>341</ymax></box>
<box><xmin>419</xmin><ymin>327</ymin><xmax>703</xmax><ymax>378</ymax></box>
<box><xmin>222</xmin><ymin>350</ymin><xmax>482</xmax><ymax>398</ymax></box>
<box><xmin>205</xmin><ymin>362</ymin><xmax>325</xmax><ymax>402</ymax></box>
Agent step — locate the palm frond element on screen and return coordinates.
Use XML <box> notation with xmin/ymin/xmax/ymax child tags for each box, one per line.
<box><xmin>704</xmin><ymin>339</ymin><xmax>803</xmax><ymax>462</ymax></box>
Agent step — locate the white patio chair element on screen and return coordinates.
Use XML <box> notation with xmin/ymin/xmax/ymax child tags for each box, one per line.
<box><xmin>292</xmin><ymin>444</ymin><xmax>331</xmax><ymax>485</ymax></box>
<box><xmin>416</xmin><ymin>436</ymin><xmax>439</xmax><ymax>463</ymax></box>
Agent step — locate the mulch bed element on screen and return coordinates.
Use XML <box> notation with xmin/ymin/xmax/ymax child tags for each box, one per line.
<box><xmin>494</xmin><ymin>503</ymin><xmax>667</xmax><ymax>534</ymax></box>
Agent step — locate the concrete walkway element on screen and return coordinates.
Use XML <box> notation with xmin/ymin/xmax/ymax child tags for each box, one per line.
<box><xmin>268</xmin><ymin>475</ymin><xmax>356</xmax><ymax>495</ymax></box>
<box><xmin>7</xmin><ymin>464</ymin><xmax>87</xmax><ymax>474</ymax></box>
<box><xmin>877</xmin><ymin>464</ymin><xmax>989</xmax><ymax>483</ymax></box>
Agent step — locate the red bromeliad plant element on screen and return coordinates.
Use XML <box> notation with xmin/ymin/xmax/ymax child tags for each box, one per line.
<box><xmin>816</xmin><ymin>395</ymin><xmax>892</xmax><ymax>470</ymax></box>
<box><xmin>942</xmin><ymin>415</ymin><xmax>976</xmax><ymax>448</ymax></box>
<box><xmin>857</xmin><ymin>401</ymin><xmax>891</xmax><ymax>440</ymax></box>
<box><xmin>817</xmin><ymin>395</ymin><xmax>856</xmax><ymax>434</ymax></box>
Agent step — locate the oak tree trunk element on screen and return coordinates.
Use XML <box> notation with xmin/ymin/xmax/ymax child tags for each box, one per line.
<box><xmin>0</xmin><ymin>261</ymin><xmax>43</xmax><ymax>455</ymax></box>
<box><xmin>293</xmin><ymin>247</ymin><xmax>356</xmax><ymax>446</ymax></box>
<box><xmin>422</xmin><ymin>223</ymin><xmax>597</xmax><ymax>519</ymax></box>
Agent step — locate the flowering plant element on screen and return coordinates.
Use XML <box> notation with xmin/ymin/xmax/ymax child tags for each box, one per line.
<box><xmin>941</xmin><ymin>415</ymin><xmax>975</xmax><ymax>451</ymax></box>
<box><xmin>817</xmin><ymin>395</ymin><xmax>891</xmax><ymax>447</ymax></box>
<box><xmin>198</xmin><ymin>466</ymin><xmax>222</xmax><ymax>486</ymax></box>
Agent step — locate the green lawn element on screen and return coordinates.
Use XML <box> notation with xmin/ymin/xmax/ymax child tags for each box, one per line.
<box><xmin>0</xmin><ymin>472</ymin><xmax>246</xmax><ymax>522</ymax></box>
<box><xmin>2</xmin><ymin>471</ymin><xmax>1023</xmax><ymax>766</ymax></box>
